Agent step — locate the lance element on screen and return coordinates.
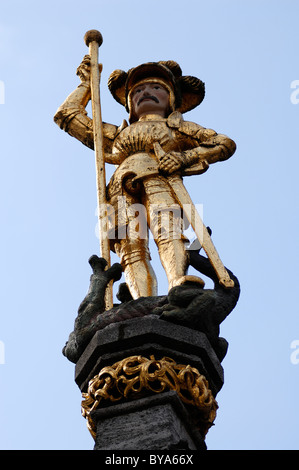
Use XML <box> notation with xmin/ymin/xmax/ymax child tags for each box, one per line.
<box><xmin>84</xmin><ymin>30</ymin><xmax>113</xmax><ymax>310</ymax></box>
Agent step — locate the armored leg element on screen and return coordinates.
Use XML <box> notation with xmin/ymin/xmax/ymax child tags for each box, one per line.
<box><xmin>114</xmin><ymin>238</ymin><xmax>158</xmax><ymax>299</ymax></box>
<box><xmin>143</xmin><ymin>175</ymin><xmax>204</xmax><ymax>290</ymax></box>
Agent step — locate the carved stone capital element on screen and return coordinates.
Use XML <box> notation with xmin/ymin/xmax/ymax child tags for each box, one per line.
<box><xmin>81</xmin><ymin>354</ymin><xmax>218</xmax><ymax>439</ymax></box>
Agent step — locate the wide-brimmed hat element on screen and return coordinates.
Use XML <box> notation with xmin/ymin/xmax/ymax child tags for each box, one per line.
<box><xmin>108</xmin><ymin>60</ymin><xmax>205</xmax><ymax>122</ymax></box>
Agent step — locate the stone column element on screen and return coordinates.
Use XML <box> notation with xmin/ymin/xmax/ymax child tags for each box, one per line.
<box><xmin>75</xmin><ymin>314</ymin><xmax>224</xmax><ymax>451</ymax></box>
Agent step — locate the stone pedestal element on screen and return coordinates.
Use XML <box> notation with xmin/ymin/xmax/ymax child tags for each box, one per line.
<box><xmin>75</xmin><ymin>314</ymin><xmax>224</xmax><ymax>450</ymax></box>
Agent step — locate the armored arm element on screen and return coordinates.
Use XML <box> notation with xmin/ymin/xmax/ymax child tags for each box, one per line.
<box><xmin>183</xmin><ymin>126</ymin><xmax>237</xmax><ymax>166</ymax></box>
<box><xmin>54</xmin><ymin>81</ymin><xmax>94</xmax><ymax>148</ymax></box>
<box><xmin>158</xmin><ymin>113</ymin><xmax>236</xmax><ymax>175</ymax></box>
<box><xmin>54</xmin><ymin>56</ymin><xmax>121</xmax><ymax>163</ymax></box>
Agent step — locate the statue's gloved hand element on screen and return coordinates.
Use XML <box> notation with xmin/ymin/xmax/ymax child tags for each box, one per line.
<box><xmin>76</xmin><ymin>55</ymin><xmax>102</xmax><ymax>85</ymax></box>
<box><xmin>158</xmin><ymin>151</ymin><xmax>186</xmax><ymax>175</ymax></box>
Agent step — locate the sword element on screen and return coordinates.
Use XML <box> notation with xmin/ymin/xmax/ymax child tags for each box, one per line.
<box><xmin>153</xmin><ymin>143</ymin><xmax>234</xmax><ymax>289</ymax></box>
<box><xmin>84</xmin><ymin>30</ymin><xmax>113</xmax><ymax>309</ymax></box>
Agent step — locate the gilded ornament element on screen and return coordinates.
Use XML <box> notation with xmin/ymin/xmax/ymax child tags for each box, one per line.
<box><xmin>81</xmin><ymin>355</ymin><xmax>218</xmax><ymax>439</ymax></box>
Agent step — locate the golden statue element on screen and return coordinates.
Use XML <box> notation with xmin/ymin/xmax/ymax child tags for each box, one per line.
<box><xmin>54</xmin><ymin>32</ymin><xmax>236</xmax><ymax>303</ymax></box>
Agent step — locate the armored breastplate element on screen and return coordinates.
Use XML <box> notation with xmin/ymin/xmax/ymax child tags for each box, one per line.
<box><xmin>112</xmin><ymin>116</ymin><xmax>178</xmax><ymax>161</ymax></box>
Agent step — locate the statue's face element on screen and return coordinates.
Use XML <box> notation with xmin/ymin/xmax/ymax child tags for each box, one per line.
<box><xmin>131</xmin><ymin>82</ymin><xmax>170</xmax><ymax>119</ymax></box>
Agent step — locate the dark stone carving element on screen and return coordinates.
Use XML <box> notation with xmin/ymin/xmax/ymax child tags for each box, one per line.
<box><xmin>157</xmin><ymin>248</ymin><xmax>240</xmax><ymax>361</ymax></box>
<box><xmin>63</xmin><ymin>238</ymin><xmax>240</xmax><ymax>365</ymax></box>
<box><xmin>62</xmin><ymin>255</ymin><xmax>167</xmax><ymax>363</ymax></box>
<box><xmin>75</xmin><ymin>313</ymin><xmax>224</xmax><ymax>395</ymax></box>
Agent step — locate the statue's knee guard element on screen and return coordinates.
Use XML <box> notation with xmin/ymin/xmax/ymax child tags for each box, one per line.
<box><xmin>114</xmin><ymin>239</ymin><xmax>157</xmax><ymax>299</ymax></box>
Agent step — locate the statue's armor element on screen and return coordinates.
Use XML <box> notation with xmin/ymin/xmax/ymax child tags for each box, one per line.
<box><xmin>107</xmin><ymin>115</ymin><xmax>193</xmax><ymax>298</ymax></box>
<box><xmin>112</xmin><ymin>116</ymin><xmax>195</xmax><ymax>159</ymax></box>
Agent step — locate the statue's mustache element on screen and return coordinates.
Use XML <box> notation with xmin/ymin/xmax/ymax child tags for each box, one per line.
<box><xmin>138</xmin><ymin>95</ymin><xmax>159</xmax><ymax>106</ymax></box>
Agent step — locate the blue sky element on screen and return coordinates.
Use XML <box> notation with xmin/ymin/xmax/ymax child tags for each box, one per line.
<box><xmin>1</xmin><ymin>0</ymin><xmax>298</xmax><ymax>450</ymax></box>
